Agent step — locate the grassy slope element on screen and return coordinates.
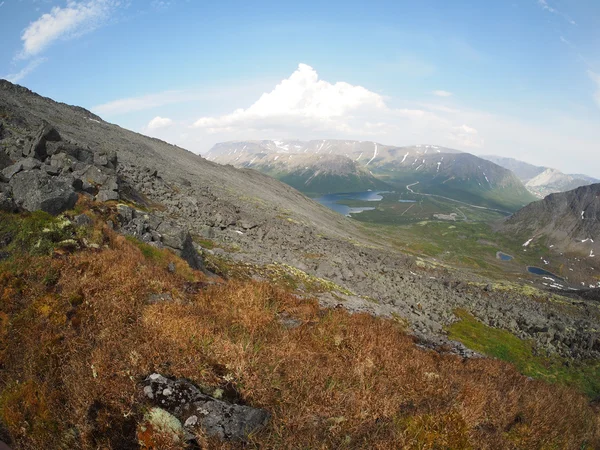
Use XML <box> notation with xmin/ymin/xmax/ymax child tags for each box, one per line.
<box><xmin>0</xmin><ymin>206</ymin><xmax>599</xmax><ymax>449</ymax></box>
<box><xmin>448</xmin><ymin>310</ymin><xmax>600</xmax><ymax>398</ymax></box>
<box><xmin>277</xmin><ymin>171</ymin><xmax>390</xmax><ymax>196</ymax></box>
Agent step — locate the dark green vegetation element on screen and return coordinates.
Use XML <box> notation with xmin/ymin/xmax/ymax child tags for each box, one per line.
<box><xmin>340</xmin><ymin>190</ymin><xmax>508</xmax><ymax>225</ymax></box>
<box><xmin>448</xmin><ymin>310</ymin><xmax>600</xmax><ymax>398</ymax></box>
<box><xmin>275</xmin><ymin>171</ymin><xmax>389</xmax><ymax>196</ymax></box>
<box><xmin>262</xmin><ymin>167</ymin><xmax>390</xmax><ymax>197</ymax></box>
<box><xmin>372</xmin><ymin>167</ymin><xmax>536</xmax><ymax>212</ymax></box>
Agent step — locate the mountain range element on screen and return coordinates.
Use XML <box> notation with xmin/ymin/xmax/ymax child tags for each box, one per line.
<box><xmin>209</xmin><ymin>140</ymin><xmax>537</xmax><ymax>212</ymax></box>
<box><xmin>481</xmin><ymin>155</ymin><xmax>598</xmax><ymax>198</ymax></box>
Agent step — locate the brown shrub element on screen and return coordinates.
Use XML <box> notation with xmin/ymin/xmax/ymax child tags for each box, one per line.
<box><xmin>0</xmin><ymin>226</ymin><xmax>598</xmax><ymax>449</ymax></box>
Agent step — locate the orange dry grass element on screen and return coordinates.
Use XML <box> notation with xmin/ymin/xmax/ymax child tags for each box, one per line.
<box><xmin>0</xmin><ymin>229</ymin><xmax>598</xmax><ymax>449</ymax></box>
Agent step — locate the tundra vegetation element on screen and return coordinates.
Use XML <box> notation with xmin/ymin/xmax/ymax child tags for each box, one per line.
<box><xmin>0</xmin><ymin>202</ymin><xmax>598</xmax><ymax>449</ymax></box>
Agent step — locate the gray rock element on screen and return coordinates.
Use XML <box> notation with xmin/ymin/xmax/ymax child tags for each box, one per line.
<box><xmin>96</xmin><ymin>189</ymin><xmax>119</xmax><ymax>202</ymax></box>
<box><xmin>73</xmin><ymin>213</ymin><xmax>93</xmax><ymax>227</ymax></box>
<box><xmin>25</xmin><ymin>123</ymin><xmax>61</xmax><ymax>160</ymax></box>
<box><xmin>1</xmin><ymin>162</ymin><xmax>23</xmax><ymax>180</ymax></box>
<box><xmin>49</xmin><ymin>152</ymin><xmax>76</xmax><ymax>172</ymax></box>
<box><xmin>142</xmin><ymin>373</ymin><xmax>270</xmax><ymax>442</ymax></box>
<box><xmin>179</xmin><ymin>233</ymin><xmax>205</xmax><ymax>271</ymax></box>
<box><xmin>21</xmin><ymin>157</ymin><xmax>41</xmax><ymax>170</ymax></box>
<box><xmin>116</xmin><ymin>204</ymin><xmax>134</xmax><ymax>222</ymax></box>
<box><xmin>157</xmin><ymin>222</ymin><xmax>187</xmax><ymax>250</ymax></box>
<box><xmin>10</xmin><ymin>170</ymin><xmax>78</xmax><ymax>215</ymax></box>
<box><xmin>41</xmin><ymin>164</ymin><xmax>61</xmax><ymax>176</ymax></box>
<box><xmin>45</xmin><ymin>141</ymin><xmax>93</xmax><ymax>163</ymax></box>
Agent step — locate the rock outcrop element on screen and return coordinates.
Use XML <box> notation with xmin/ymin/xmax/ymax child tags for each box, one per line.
<box><xmin>0</xmin><ymin>121</ymin><xmax>119</xmax><ymax>214</ymax></box>
<box><xmin>115</xmin><ymin>204</ymin><xmax>205</xmax><ymax>271</ymax></box>
<box><xmin>142</xmin><ymin>374</ymin><xmax>270</xmax><ymax>442</ymax></box>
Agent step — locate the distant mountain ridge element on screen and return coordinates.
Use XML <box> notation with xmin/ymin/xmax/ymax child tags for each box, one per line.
<box><xmin>480</xmin><ymin>155</ymin><xmax>598</xmax><ymax>198</ymax></box>
<box><xmin>210</xmin><ymin>140</ymin><xmax>536</xmax><ymax>211</ymax></box>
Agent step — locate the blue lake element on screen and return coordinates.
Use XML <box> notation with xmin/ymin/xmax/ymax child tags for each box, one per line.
<box><xmin>527</xmin><ymin>266</ymin><xmax>563</xmax><ymax>280</ymax></box>
<box><xmin>315</xmin><ymin>191</ymin><xmax>387</xmax><ymax>216</ymax></box>
<box><xmin>398</xmin><ymin>199</ymin><xmax>417</xmax><ymax>203</ymax></box>
<box><xmin>496</xmin><ymin>251</ymin><xmax>514</xmax><ymax>261</ymax></box>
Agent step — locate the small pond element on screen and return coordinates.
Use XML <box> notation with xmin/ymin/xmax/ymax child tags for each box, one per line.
<box><xmin>398</xmin><ymin>199</ymin><xmax>417</xmax><ymax>203</ymax></box>
<box><xmin>496</xmin><ymin>251</ymin><xmax>513</xmax><ymax>261</ymax></box>
<box><xmin>527</xmin><ymin>266</ymin><xmax>563</xmax><ymax>281</ymax></box>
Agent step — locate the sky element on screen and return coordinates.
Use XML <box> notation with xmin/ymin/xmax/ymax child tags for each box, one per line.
<box><xmin>1</xmin><ymin>0</ymin><xmax>599</xmax><ymax>176</ymax></box>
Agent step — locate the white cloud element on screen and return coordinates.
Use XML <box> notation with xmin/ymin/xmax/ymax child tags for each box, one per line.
<box><xmin>2</xmin><ymin>58</ymin><xmax>47</xmax><ymax>83</ymax></box>
<box><xmin>19</xmin><ymin>0</ymin><xmax>117</xmax><ymax>59</ymax></box>
<box><xmin>184</xmin><ymin>63</ymin><xmax>483</xmax><ymax>150</ymax></box>
<box><xmin>94</xmin><ymin>90</ymin><xmax>193</xmax><ymax>115</ymax></box>
<box><xmin>589</xmin><ymin>71</ymin><xmax>600</xmax><ymax>108</ymax></box>
<box><xmin>432</xmin><ymin>90</ymin><xmax>453</xmax><ymax>97</ymax></box>
<box><xmin>147</xmin><ymin>116</ymin><xmax>173</xmax><ymax>130</ymax></box>
<box><xmin>193</xmin><ymin>63</ymin><xmax>387</xmax><ymax>133</ymax></box>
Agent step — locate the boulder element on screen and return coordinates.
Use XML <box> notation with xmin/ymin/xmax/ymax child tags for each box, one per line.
<box><xmin>96</xmin><ymin>189</ymin><xmax>119</xmax><ymax>202</ymax></box>
<box><xmin>46</xmin><ymin>141</ymin><xmax>94</xmax><ymax>163</ymax></box>
<box><xmin>142</xmin><ymin>374</ymin><xmax>270</xmax><ymax>442</ymax></box>
<box><xmin>180</xmin><ymin>234</ymin><xmax>205</xmax><ymax>271</ymax></box>
<box><xmin>1</xmin><ymin>163</ymin><xmax>23</xmax><ymax>181</ymax></box>
<box><xmin>21</xmin><ymin>157</ymin><xmax>41</xmax><ymax>170</ymax></box>
<box><xmin>157</xmin><ymin>222</ymin><xmax>187</xmax><ymax>250</ymax></box>
<box><xmin>9</xmin><ymin>170</ymin><xmax>78</xmax><ymax>215</ymax></box>
<box><xmin>25</xmin><ymin>123</ymin><xmax>61</xmax><ymax>160</ymax></box>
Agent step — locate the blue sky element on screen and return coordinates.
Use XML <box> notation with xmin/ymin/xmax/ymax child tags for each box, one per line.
<box><xmin>1</xmin><ymin>0</ymin><xmax>599</xmax><ymax>175</ymax></box>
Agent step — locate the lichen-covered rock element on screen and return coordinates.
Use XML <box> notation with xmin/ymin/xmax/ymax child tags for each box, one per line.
<box><xmin>142</xmin><ymin>373</ymin><xmax>270</xmax><ymax>442</ymax></box>
<box><xmin>137</xmin><ymin>407</ymin><xmax>185</xmax><ymax>448</ymax></box>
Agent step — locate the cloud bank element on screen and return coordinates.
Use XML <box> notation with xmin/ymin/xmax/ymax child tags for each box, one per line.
<box><xmin>193</xmin><ymin>64</ymin><xmax>387</xmax><ymax>133</ymax></box>
<box><xmin>188</xmin><ymin>64</ymin><xmax>479</xmax><ymax>149</ymax></box>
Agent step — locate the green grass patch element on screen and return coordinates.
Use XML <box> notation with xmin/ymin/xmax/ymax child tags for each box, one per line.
<box><xmin>0</xmin><ymin>211</ymin><xmax>74</xmax><ymax>256</ymax></box>
<box><xmin>448</xmin><ymin>309</ymin><xmax>600</xmax><ymax>397</ymax></box>
<box><xmin>125</xmin><ymin>235</ymin><xmax>168</xmax><ymax>264</ymax></box>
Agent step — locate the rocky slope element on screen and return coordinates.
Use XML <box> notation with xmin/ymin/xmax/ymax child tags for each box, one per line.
<box><xmin>1</xmin><ymin>79</ymin><xmax>599</xmax><ymax>362</ymax></box>
<box><xmin>211</xmin><ymin>140</ymin><xmax>536</xmax><ymax>211</ymax></box>
<box><xmin>501</xmin><ymin>183</ymin><xmax>600</xmax><ymax>259</ymax></box>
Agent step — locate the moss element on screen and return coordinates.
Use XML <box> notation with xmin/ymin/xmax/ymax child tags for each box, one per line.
<box><xmin>448</xmin><ymin>309</ymin><xmax>600</xmax><ymax>397</ymax></box>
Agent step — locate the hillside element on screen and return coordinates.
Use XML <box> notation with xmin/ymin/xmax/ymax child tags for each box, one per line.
<box><xmin>501</xmin><ymin>183</ymin><xmax>600</xmax><ymax>257</ymax></box>
<box><xmin>1</xmin><ymin>80</ymin><xmax>600</xmax><ymax>448</ymax></box>
<box><xmin>210</xmin><ymin>141</ymin><xmax>536</xmax><ymax>212</ymax></box>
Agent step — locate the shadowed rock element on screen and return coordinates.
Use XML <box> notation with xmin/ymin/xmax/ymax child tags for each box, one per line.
<box><xmin>142</xmin><ymin>374</ymin><xmax>270</xmax><ymax>442</ymax></box>
<box><xmin>25</xmin><ymin>122</ymin><xmax>61</xmax><ymax>160</ymax></box>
